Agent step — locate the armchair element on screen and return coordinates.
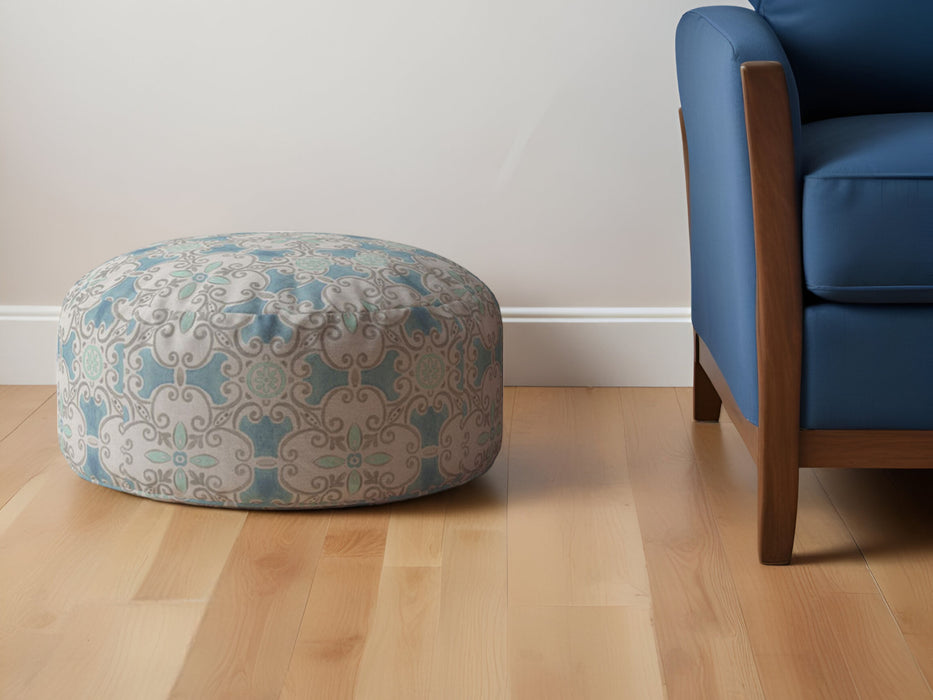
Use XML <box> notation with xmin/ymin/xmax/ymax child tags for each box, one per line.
<box><xmin>676</xmin><ymin>1</ymin><xmax>933</xmax><ymax>564</ymax></box>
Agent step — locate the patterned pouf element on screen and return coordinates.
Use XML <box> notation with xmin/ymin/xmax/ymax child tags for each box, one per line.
<box><xmin>56</xmin><ymin>232</ymin><xmax>503</xmax><ymax>508</ymax></box>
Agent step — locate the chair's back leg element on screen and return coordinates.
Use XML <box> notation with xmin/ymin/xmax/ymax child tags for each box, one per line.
<box><xmin>680</xmin><ymin>111</ymin><xmax>723</xmax><ymax>423</ymax></box>
<box><xmin>693</xmin><ymin>333</ymin><xmax>723</xmax><ymax>422</ymax></box>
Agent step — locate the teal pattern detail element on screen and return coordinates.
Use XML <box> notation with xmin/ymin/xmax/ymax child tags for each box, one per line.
<box><xmin>83</xmin><ymin>447</ymin><xmax>113</xmax><ymax>487</ymax></box>
<box><xmin>60</xmin><ymin>330</ymin><xmax>78</xmax><ymax>381</ymax></box>
<box><xmin>410</xmin><ymin>404</ymin><xmax>449</xmax><ymax>448</ymax></box>
<box><xmin>472</xmin><ymin>337</ymin><xmax>494</xmax><ymax>387</ymax></box>
<box><xmin>136</xmin><ymin>348</ymin><xmax>175</xmax><ymax>400</ymax></box>
<box><xmin>79</xmin><ymin>395</ymin><xmax>107</xmax><ymax>439</ymax></box>
<box><xmin>303</xmin><ymin>354</ymin><xmax>350</xmax><ymax>405</ymax></box>
<box><xmin>405</xmin><ymin>457</ymin><xmax>445</xmax><ymax>495</ymax></box>
<box><xmin>360</xmin><ymin>350</ymin><xmax>402</xmax><ymax>401</ymax></box>
<box><xmin>238</xmin><ymin>415</ymin><xmax>294</xmax><ymax>458</ymax></box>
<box><xmin>185</xmin><ymin>353</ymin><xmax>230</xmax><ymax>405</ymax></box>
<box><xmin>240</xmin><ymin>314</ymin><xmax>295</xmax><ymax>344</ymax></box>
<box><xmin>238</xmin><ymin>467</ymin><xmax>295</xmax><ymax>506</ymax></box>
<box><xmin>404</xmin><ymin>306</ymin><xmax>443</xmax><ymax>339</ymax></box>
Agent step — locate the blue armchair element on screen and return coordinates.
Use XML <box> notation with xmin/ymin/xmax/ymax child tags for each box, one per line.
<box><xmin>676</xmin><ymin>1</ymin><xmax>933</xmax><ymax>564</ymax></box>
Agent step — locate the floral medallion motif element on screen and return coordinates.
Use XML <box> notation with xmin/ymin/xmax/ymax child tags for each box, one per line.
<box><xmin>415</xmin><ymin>353</ymin><xmax>445</xmax><ymax>390</ymax></box>
<box><xmin>247</xmin><ymin>362</ymin><xmax>287</xmax><ymax>399</ymax></box>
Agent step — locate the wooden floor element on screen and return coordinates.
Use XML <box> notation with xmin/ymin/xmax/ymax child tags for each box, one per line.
<box><xmin>2</xmin><ymin>386</ymin><xmax>933</xmax><ymax>699</ymax></box>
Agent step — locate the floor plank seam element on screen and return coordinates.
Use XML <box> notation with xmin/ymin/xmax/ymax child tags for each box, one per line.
<box><xmin>166</xmin><ymin>511</ymin><xmax>252</xmax><ymax>690</ymax></box>
<box><xmin>0</xmin><ymin>390</ymin><xmax>55</xmax><ymax>443</ymax></box>
<box><xmin>670</xmin><ymin>387</ymin><xmax>769</xmax><ymax>699</ymax></box>
<box><xmin>813</xmin><ymin>471</ymin><xmax>933</xmax><ymax>697</ymax></box>
<box><xmin>617</xmin><ymin>388</ymin><xmax>679</xmax><ymax>699</ymax></box>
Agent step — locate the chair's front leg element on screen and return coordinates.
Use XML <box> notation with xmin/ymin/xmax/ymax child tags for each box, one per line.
<box><xmin>757</xmin><ymin>444</ymin><xmax>799</xmax><ymax>565</ymax></box>
<box><xmin>741</xmin><ymin>61</ymin><xmax>803</xmax><ymax>565</ymax></box>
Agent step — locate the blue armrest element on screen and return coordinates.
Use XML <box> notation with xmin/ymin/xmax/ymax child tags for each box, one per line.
<box><xmin>676</xmin><ymin>6</ymin><xmax>801</xmax><ymax>426</ymax></box>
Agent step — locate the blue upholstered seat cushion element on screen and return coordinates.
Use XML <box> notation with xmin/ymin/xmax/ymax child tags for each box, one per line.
<box><xmin>803</xmin><ymin>303</ymin><xmax>933</xmax><ymax>429</ymax></box>
<box><xmin>752</xmin><ymin>0</ymin><xmax>933</xmax><ymax>123</ymax></box>
<box><xmin>802</xmin><ymin>113</ymin><xmax>933</xmax><ymax>304</ymax></box>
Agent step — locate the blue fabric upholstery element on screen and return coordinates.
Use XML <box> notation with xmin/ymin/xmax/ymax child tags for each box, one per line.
<box><xmin>752</xmin><ymin>0</ymin><xmax>933</xmax><ymax>123</ymax></box>
<box><xmin>802</xmin><ymin>113</ymin><xmax>933</xmax><ymax>303</ymax></box>
<box><xmin>803</xmin><ymin>303</ymin><xmax>933</xmax><ymax>429</ymax></box>
<box><xmin>676</xmin><ymin>7</ymin><xmax>801</xmax><ymax>426</ymax></box>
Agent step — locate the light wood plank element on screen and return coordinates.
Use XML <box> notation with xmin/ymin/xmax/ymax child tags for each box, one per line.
<box><xmin>13</xmin><ymin>601</ymin><xmax>204</xmax><ymax>700</ymax></box>
<box><xmin>322</xmin><ymin>509</ymin><xmax>390</xmax><ymax>558</ymax></box>
<box><xmin>0</xmin><ymin>478</ymin><xmax>174</xmax><ymax>637</ymax></box>
<box><xmin>0</xmin><ymin>398</ymin><xmax>65</xmax><ymax>508</ymax></box>
<box><xmin>621</xmin><ymin>387</ymin><xmax>764</xmax><ymax>699</ymax></box>
<box><xmin>0</xmin><ymin>386</ymin><xmax>53</xmax><ymax>441</ymax></box>
<box><xmin>676</xmin><ymin>387</ymin><xmax>933</xmax><ymax>699</ymax></box>
<box><xmin>822</xmin><ymin>592</ymin><xmax>932</xmax><ymax>698</ymax></box>
<box><xmin>133</xmin><ymin>506</ymin><xmax>247</xmax><ymax>601</ymax></box>
<box><xmin>510</xmin><ymin>605</ymin><xmax>663</xmax><ymax>700</ymax></box>
<box><xmin>509</xmin><ymin>387</ymin><xmax>651</xmax><ymax>607</ymax></box>
<box><xmin>279</xmin><ymin>556</ymin><xmax>384</xmax><ymax>700</ymax></box>
<box><xmin>169</xmin><ymin>511</ymin><xmax>330</xmax><ymax>699</ymax></box>
<box><xmin>427</xmin><ymin>410</ymin><xmax>511</xmax><ymax>700</ymax></box>
<box><xmin>5</xmin><ymin>386</ymin><xmax>933</xmax><ymax>698</ymax></box>
<box><xmin>353</xmin><ymin>566</ymin><xmax>442</xmax><ymax>700</ymax></box>
<box><xmin>382</xmin><ymin>493</ymin><xmax>448</xmax><ymax>567</ymax></box>
<box><xmin>817</xmin><ymin>467</ymin><xmax>933</xmax><ymax>688</ymax></box>
<box><xmin>0</xmin><ymin>626</ymin><xmax>61</xmax><ymax>697</ymax></box>
<box><xmin>382</xmin><ymin>388</ymin><xmax>514</xmax><ymax>567</ymax></box>
<box><xmin>0</xmin><ymin>469</ymin><xmax>54</xmax><ymax>538</ymax></box>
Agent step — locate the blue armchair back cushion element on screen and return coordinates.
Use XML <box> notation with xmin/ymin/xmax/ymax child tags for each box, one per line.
<box><xmin>752</xmin><ymin>0</ymin><xmax>933</xmax><ymax>122</ymax></box>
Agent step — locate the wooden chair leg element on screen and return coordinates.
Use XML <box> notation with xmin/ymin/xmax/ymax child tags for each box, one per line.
<box><xmin>693</xmin><ymin>333</ymin><xmax>722</xmax><ymax>422</ymax></box>
<box><xmin>757</xmin><ymin>451</ymin><xmax>799</xmax><ymax>565</ymax></box>
<box><xmin>741</xmin><ymin>62</ymin><xmax>803</xmax><ymax>566</ymax></box>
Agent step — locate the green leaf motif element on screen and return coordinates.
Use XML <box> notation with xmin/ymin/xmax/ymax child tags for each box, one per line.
<box><xmin>62</xmin><ymin>425</ymin><xmax>73</xmax><ymax>438</ymax></box>
<box><xmin>173</xmin><ymin>422</ymin><xmax>187</xmax><ymax>450</ymax></box>
<box><xmin>174</xmin><ymin>468</ymin><xmax>188</xmax><ymax>492</ymax></box>
<box><xmin>207</xmin><ymin>276</ymin><xmax>229</xmax><ymax>285</ymax></box>
<box><xmin>189</xmin><ymin>454</ymin><xmax>218</xmax><ymax>468</ymax></box>
<box><xmin>204</xmin><ymin>261</ymin><xmax>222</xmax><ymax>273</ymax></box>
<box><xmin>477</xmin><ymin>432</ymin><xmax>490</xmax><ymax>446</ymax></box>
<box><xmin>343</xmin><ymin>312</ymin><xmax>358</xmax><ymax>333</ymax></box>
<box><xmin>347</xmin><ymin>470</ymin><xmax>362</xmax><ymax>494</ymax></box>
<box><xmin>145</xmin><ymin>450</ymin><xmax>171</xmax><ymax>463</ymax></box>
<box><xmin>364</xmin><ymin>452</ymin><xmax>392</xmax><ymax>466</ymax></box>
<box><xmin>178</xmin><ymin>282</ymin><xmax>196</xmax><ymax>299</ymax></box>
<box><xmin>170</xmin><ymin>270</ymin><xmax>193</xmax><ymax>278</ymax></box>
<box><xmin>315</xmin><ymin>455</ymin><xmax>345</xmax><ymax>469</ymax></box>
<box><xmin>347</xmin><ymin>424</ymin><xmax>362</xmax><ymax>451</ymax></box>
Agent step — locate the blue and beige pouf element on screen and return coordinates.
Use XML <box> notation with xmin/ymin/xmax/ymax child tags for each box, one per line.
<box><xmin>56</xmin><ymin>232</ymin><xmax>503</xmax><ymax>508</ymax></box>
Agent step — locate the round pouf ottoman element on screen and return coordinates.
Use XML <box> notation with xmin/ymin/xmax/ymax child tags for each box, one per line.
<box><xmin>56</xmin><ymin>232</ymin><xmax>502</xmax><ymax>508</ymax></box>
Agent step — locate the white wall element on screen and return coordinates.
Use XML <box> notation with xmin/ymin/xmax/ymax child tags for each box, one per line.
<box><xmin>0</xmin><ymin>0</ymin><xmax>748</xmax><ymax>385</ymax></box>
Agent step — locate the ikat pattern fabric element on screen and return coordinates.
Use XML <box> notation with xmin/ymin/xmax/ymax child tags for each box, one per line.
<box><xmin>57</xmin><ymin>232</ymin><xmax>503</xmax><ymax>508</ymax></box>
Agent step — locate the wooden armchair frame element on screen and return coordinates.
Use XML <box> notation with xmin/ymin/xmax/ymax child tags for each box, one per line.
<box><xmin>681</xmin><ymin>61</ymin><xmax>933</xmax><ymax>565</ymax></box>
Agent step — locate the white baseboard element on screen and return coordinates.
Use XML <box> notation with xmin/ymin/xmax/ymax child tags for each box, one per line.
<box><xmin>0</xmin><ymin>306</ymin><xmax>61</xmax><ymax>386</ymax></box>
<box><xmin>0</xmin><ymin>305</ymin><xmax>693</xmax><ymax>387</ymax></box>
<box><xmin>502</xmin><ymin>307</ymin><xmax>692</xmax><ymax>387</ymax></box>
